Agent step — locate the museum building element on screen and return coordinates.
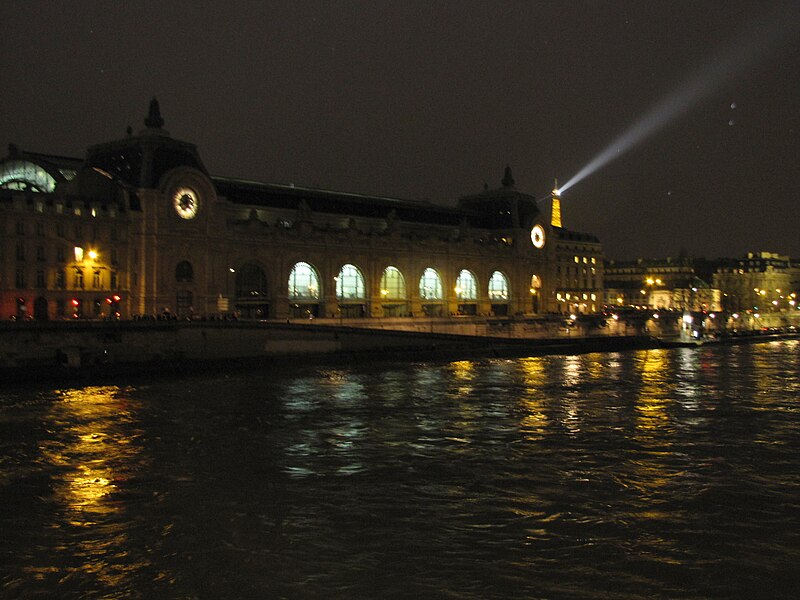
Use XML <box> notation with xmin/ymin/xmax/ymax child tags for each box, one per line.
<box><xmin>0</xmin><ymin>100</ymin><xmax>604</xmax><ymax>321</ymax></box>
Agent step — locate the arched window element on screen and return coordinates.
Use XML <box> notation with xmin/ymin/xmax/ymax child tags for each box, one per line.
<box><xmin>336</xmin><ymin>264</ymin><xmax>365</xmax><ymax>300</ymax></box>
<box><xmin>288</xmin><ymin>262</ymin><xmax>320</xmax><ymax>300</ymax></box>
<box><xmin>419</xmin><ymin>268</ymin><xmax>443</xmax><ymax>300</ymax></box>
<box><xmin>236</xmin><ymin>263</ymin><xmax>268</xmax><ymax>298</ymax></box>
<box><xmin>530</xmin><ymin>274</ymin><xmax>542</xmax><ymax>290</ymax></box>
<box><xmin>0</xmin><ymin>160</ymin><xmax>57</xmax><ymax>193</ymax></box>
<box><xmin>380</xmin><ymin>266</ymin><xmax>406</xmax><ymax>299</ymax></box>
<box><xmin>455</xmin><ymin>269</ymin><xmax>477</xmax><ymax>300</ymax></box>
<box><xmin>175</xmin><ymin>261</ymin><xmax>194</xmax><ymax>283</ymax></box>
<box><xmin>488</xmin><ymin>271</ymin><xmax>509</xmax><ymax>301</ymax></box>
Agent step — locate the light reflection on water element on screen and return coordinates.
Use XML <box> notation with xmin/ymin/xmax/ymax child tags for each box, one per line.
<box><xmin>1</xmin><ymin>341</ymin><xmax>799</xmax><ymax>598</ymax></box>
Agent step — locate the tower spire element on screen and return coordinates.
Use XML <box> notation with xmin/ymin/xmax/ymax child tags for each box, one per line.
<box><xmin>550</xmin><ymin>179</ymin><xmax>562</xmax><ymax>228</ymax></box>
<box><xmin>144</xmin><ymin>97</ymin><xmax>165</xmax><ymax>129</ymax></box>
<box><xmin>501</xmin><ymin>165</ymin><xmax>515</xmax><ymax>188</ymax></box>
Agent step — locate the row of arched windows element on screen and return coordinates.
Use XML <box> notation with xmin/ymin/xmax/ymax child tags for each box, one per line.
<box><xmin>287</xmin><ymin>263</ymin><xmax>514</xmax><ymax>302</ymax></box>
<box><xmin>175</xmin><ymin>260</ymin><xmax>540</xmax><ymax>302</ymax></box>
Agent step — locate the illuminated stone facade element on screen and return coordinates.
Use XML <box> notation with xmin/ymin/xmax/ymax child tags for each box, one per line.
<box><xmin>0</xmin><ymin>100</ymin><xmax>605</xmax><ymax>321</ymax></box>
<box><xmin>603</xmin><ymin>256</ymin><xmax>721</xmax><ymax>310</ymax></box>
<box><xmin>713</xmin><ymin>252</ymin><xmax>796</xmax><ymax>313</ymax></box>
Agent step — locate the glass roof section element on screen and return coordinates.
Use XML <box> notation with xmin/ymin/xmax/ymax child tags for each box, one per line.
<box><xmin>0</xmin><ymin>159</ymin><xmax>58</xmax><ymax>192</ymax></box>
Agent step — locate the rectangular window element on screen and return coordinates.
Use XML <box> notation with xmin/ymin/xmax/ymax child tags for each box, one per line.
<box><xmin>16</xmin><ymin>244</ymin><xmax>25</xmax><ymax>261</ymax></box>
<box><xmin>92</xmin><ymin>225</ymin><xmax>98</xmax><ymax>240</ymax></box>
<box><xmin>56</xmin><ymin>269</ymin><xmax>65</xmax><ymax>289</ymax></box>
<box><xmin>36</xmin><ymin>246</ymin><xmax>45</xmax><ymax>261</ymax></box>
<box><xmin>36</xmin><ymin>222</ymin><xmax>45</xmax><ymax>236</ymax></box>
<box><xmin>110</xmin><ymin>271</ymin><xmax>118</xmax><ymax>289</ymax></box>
<box><xmin>74</xmin><ymin>269</ymin><xmax>84</xmax><ymax>289</ymax></box>
<box><xmin>36</xmin><ymin>270</ymin><xmax>45</xmax><ymax>288</ymax></box>
<box><xmin>56</xmin><ymin>299</ymin><xmax>65</xmax><ymax>317</ymax></box>
<box><xmin>74</xmin><ymin>224</ymin><xmax>82</xmax><ymax>239</ymax></box>
<box><xmin>57</xmin><ymin>246</ymin><xmax>65</xmax><ymax>262</ymax></box>
<box><xmin>132</xmin><ymin>272</ymin><xmax>138</xmax><ymax>287</ymax></box>
<box><xmin>111</xmin><ymin>248</ymin><xmax>118</xmax><ymax>265</ymax></box>
<box><xmin>56</xmin><ymin>203</ymin><xmax>64</xmax><ymax>214</ymax></box>
<box><xmin>93</xmin><ymin>270</ymin><xmax>101</xmax><ymax>289</ymax></box>
<box><xmin>16</xmin><ymin>221</ymin><xmax>25</xmax><ymax>235</ymax></box>
<box><xmin>74</xmin><ymin>207</ymin><xmax>82</xmax><ymax>216</ymax></box>
<box><xmin>111</xmin><ymin>226</ymin><xmax>118</xmax><ymax>241</ymax></box>
<box><xmin>16</xmin><ymin>268</ymin><xmax>25</xmax><ymax>288</ymax></box>
<box><xmin>35</xmin><ymin>201</ymin><xmax>44</xmax><ymax>213</ymax></box>
<box><xmin>57</xmin><ymin>222</ymin><xmax>65</xmax><ymax>237</ymax></box>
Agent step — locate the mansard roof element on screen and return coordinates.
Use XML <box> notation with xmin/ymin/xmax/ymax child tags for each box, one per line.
<box><xmin>553</xmin><ymin>226</ymin><xmax>600</xmax><ymax>244</ymax></box>
<box><xmin>213</xmin><ymin>176</ymin><xmax>479</xmax><ymax>227</ymax></box>
<box><xmin>85</xmin><ymin>98</ymin><xmax>208</xmax><ymax>189</ymax></box>
<box><xmin>457</xmin><ymin>166</ymin><xmax>541</xmax><ymax>230</ymax></box>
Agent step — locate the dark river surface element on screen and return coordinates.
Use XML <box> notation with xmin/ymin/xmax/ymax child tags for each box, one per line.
<box><xmin>1</xmin><ymin>341</ymin><xmax>799</xmax><ymax>599</ymax></box>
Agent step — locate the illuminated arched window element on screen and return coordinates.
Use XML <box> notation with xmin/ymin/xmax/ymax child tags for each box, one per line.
<box><xmin>488</xmin><ymin>271</ymin><xmax>509</xmax><ymax>301</ymax></box>
<box><xmin>336</xmin><ymin>264</ymin><xmax>365</xmax><ymax>300</ymax></box>
<box><xmin>236</xmin><ymin>263</ymin><xmax>268</xmax><ymax>298</ymax></box>
<box><xmin>380</xmin><ymin>266</ymin><xmax>406</xmax><ymax>299</ymax></box>
<box><xmin>530</xmin><ymin>274</ymin><xmax>542</xmax><ymax>290</ymax></box>
<box><xmin>419</xmin><ymin>268</ymin><xmax>443</xmax><ymax>300</ymax></box>
<box><xmin>455</xmin><ymin>269</ymin><xmax>477</xmax><ymax>300</ymax></box>
<box><xmin>175</xmin><ymin>261</ymin><xmax>193</xmax><ymax>283</ymax></box>
<box><xmin>0</xmin><ymin>160</ymin><xmax>58</xmax><ymax>192</ymax></box>
<box><xmin>288</xmin><ymin>262</ymin><xmax>320</xmax><ymax>300</ymax></box>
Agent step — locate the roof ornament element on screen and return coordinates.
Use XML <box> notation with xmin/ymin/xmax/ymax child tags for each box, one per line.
<box><xmin>144</xmin><ymin>97</ymin><xmax>165</xmax><ymax>129</ymax></box>
<box><xmin>501</xmin><ymin>165</ymin><xmax>515</xmax><ymax>188</ymax></box>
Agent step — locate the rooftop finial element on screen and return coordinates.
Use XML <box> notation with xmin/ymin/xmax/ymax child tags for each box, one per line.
<box><xmin>552</xmin><ymin>178</ymin><xmax>560</xmax><ymax>195</ymax></box>
<box><xmin>144</xmin><ymin>97</ymin><xmax>164</xmax><ymax>129</ymax></box>
<box><xmin>501</xmin><ymin>165</ymin><xmax>515</xmax><ymax>187</ymax></box>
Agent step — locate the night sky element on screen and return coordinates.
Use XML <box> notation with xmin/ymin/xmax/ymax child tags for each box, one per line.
<box><xmin>2</xmin><ymin>1</ymin><xmax>798</xmax><ymax>260</ymax></box>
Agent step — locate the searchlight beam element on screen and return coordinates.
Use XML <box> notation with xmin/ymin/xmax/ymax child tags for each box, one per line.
<box><xmin>557</xmin><ymin>2</ymin><xmax>800</xmax><ymax>196</ymax></box>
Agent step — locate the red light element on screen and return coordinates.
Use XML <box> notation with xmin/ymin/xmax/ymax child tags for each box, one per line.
<box><xmin>71</xmin><ymin>299</ymin><xmax>79</xmax><ymax>307</ymax></box>
<box><xmin>113</xmin><ymin>295</ymin><xmax>121</xmax><ymax>302</ymax></box>
<box><xmin>106</xmin><ymin>298</ymin><xmax>113</xmax><ymax>304</ymax></box>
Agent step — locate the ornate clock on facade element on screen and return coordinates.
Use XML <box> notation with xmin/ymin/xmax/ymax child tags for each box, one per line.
<box><xmin>531</xmin><ymin>224</ymin><xmax>545</xmax><ymax>249</ymax></box>
<box><xmin>173</xmin><ymin>187</ymin><xmax>199</xmax><ymax>219</ymax></box>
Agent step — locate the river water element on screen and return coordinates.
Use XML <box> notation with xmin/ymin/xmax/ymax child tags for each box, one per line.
<box><xmin>1</xmin><ymin>341</ymin><xmax>799</xmax><ymax>599</ymax></box>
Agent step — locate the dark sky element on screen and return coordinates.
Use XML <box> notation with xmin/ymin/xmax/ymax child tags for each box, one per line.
<box><xmin>2</xmin><ymin>1</ymin><xmax>798</xmax><ymax>260</ymax></box>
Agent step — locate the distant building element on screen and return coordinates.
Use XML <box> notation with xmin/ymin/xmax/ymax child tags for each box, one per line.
<box><xmin>604</xmin><ymin>256</ymin><xmax>722</xmax><ymax>312</ymax></box>
<box><xmin>1</xmin><ymin>99</ymin><xmax>604</xmax><ymax>321</ymax></box>
<box><xmin>713</xmin><ymin>252</ymin><xmax>797</xmax><ymax>313</ymax></box>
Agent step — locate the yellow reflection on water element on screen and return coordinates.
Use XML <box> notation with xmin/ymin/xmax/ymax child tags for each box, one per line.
<box><xmin>29</xmin><ymin>385</ymin><xmax>153</xmax><ymax>588</ymax></box>
<box><xmin>449</xmin><ymin>360</ymin><xmax>476</xmax><ymax>399</ymax></box>
<box><xmin>585</xmin><ymin>354</ymin><xmax>605</xmax><ymax>381</ymax></box>
<box><xmin>562</xmin><ymin>355</ymin><xmax>582</xmax><ymax>388</ymax></box>
<box><xmin>635</xmin><ymin>350</ymin><xmax>671</xmax><ymax>433</ymax></box>
<box><xmin>517</xmin><ymin>358</ymin><xmax>549</xmax><ymax>439</ymax></box>
<box><xmin>622</xmin><ymin>349</ymin><xmax>689</xmax><ymax>522</ymax></box>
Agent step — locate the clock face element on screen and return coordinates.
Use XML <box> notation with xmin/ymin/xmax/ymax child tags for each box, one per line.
<box><xmin>173</xmin><ymin>188</ymin><xmax>199</xmax><ymax>219</ymax></box>
<box><xmin>531</xmin><ymin>224</ymin><xmax>545</xmax><ymax>248</ymax></box>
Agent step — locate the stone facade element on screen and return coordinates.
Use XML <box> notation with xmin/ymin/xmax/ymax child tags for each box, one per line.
<box><xmin>713</xmin><ymin>252</ymin><xmax>796</xmax><ymax>313</ymax></box>
<box><xmin>0</xmin><ymin>100</ymin><xmax>605</xmax><ymax>322</ymax></box>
